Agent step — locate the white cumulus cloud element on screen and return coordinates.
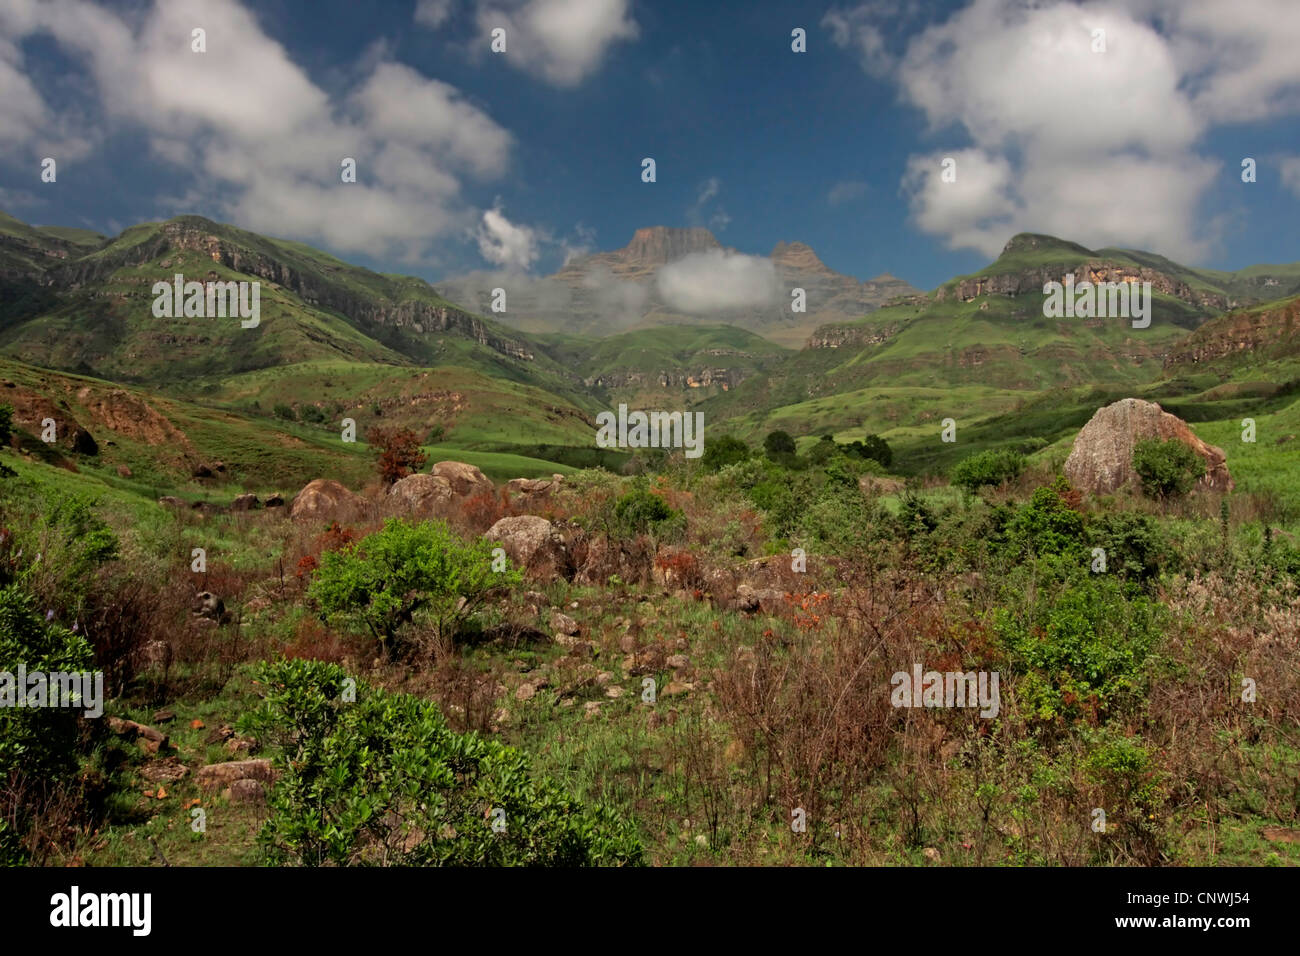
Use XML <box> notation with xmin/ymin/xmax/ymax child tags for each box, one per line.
<box><xmin>475</xmin><ymin>0</ymin><xmax>639</xmax><ymax>87</ymax></box>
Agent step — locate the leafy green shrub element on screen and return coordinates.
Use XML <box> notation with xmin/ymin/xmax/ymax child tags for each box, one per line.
<box><xmin>950</xmin><ymin>448</ymin><xmax>1025</xmax><ymax>492</ymax></box>
<box><xmin>1088</xmin><ymin>512</ymin><xmax>1166</xmax><ymax>585</ymax></box>
<box><xmin>1132</xmin><ymin>438</ymin><xmax>1205</xmax><ymax>498</ymax></box>
<box><xmin>299</xmin><ymin>404</ymin><xmax>326</xmax><ymax>424</ymax></box>
<box><xmin>0</xmin><ymin>581</ymin><xmax>96</xmax><ymax>864</ymax></box>
<box><xmin>308</xmin><ymin>518</ymin><xmax>518</xmax><ymax>658</ymax></box>
<box><xmin>273</xmin><ymin>403</ymin><xmax>297</xmax><ymax>421</ymax></box>
<box><xmin>763</xmin><ymin>429</ymin><xmax>796</xmax><ymax>460</ymax></box>
<box><xmin>995</xmin><ymin>575</ymin><xmax>1163</xmax><ymax>723</ymax></box>
<box><xmin>1003</xmin><ymin>478</ymin><xmax>1086</xmax><ymax>560</ymax></box>
<box><xmin>846</xmin><ymin>434</ymin><xmax>892</xmax><ymax>468</ymax></box>
<box><xmin>613</xmin><ymin>488</ymin><xmax>678</xmax><ymax>536</ymax></box>
<box><xmin>243</xmin><ymin>658</ymin><xmax>644</xmax><ymax>867</ymax></box>
<box><xmin>0</xmin><ymin>404</ymin><xmax>12</xmax><ymax>444</ymax></box>
<box><xmin>700</xmin><ymin>434</ymin><xmax>750</xmax><ymax>472</ymax></box>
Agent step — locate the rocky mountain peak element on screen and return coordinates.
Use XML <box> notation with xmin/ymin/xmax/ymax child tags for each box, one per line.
<box><xmin>619</xmin><ymin>227</ymin><xmax>720</xmax><ymax>267</ymax></box>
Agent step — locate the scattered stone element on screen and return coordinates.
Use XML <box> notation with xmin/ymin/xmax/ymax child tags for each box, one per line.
<box><xmin>197</xmin><ymin>759</ymin><xmax>275</xmax><ymax>793</ymax></box>
<box><xmin>661</xmin><ymin>681</ymin><xmax>694</xmax><ymax>698</ymax></box>
<box><xmin>107</xmin><ymin>717</ymin><xmax>168</xmax><ymax>755</ymax></box>
<box><xmin>204</xmin><ymin>725</ymin><xmax>236</xmax><ymax>744</ymax></box>
<box><xmin>1262</xmin><ymin>826</ymin><xmax>1300</xmax><ymax>844</ymax></box>
<box><xmin>923</xmin><ymin>847</ymin><xmax>941</xmax><ymax>863</ymax></box>
<box><xmin>151</xmin><ymin>709</ymin><xmax>175</xmax><ymax>724</ymax></box>
<box><xmin>432</xmin><ymin>460</ymin><xmax>493</xmax><ymax>498</ymax></box>
<box><xmin>157</xmin><ymin>496</ymin><xmax>185</xmax><ymax>509</ymax></box>
<box><xmin>515</xmin><ymin>682</ymin><xmax>538</xmax><ymax>702</ymax></box>
<box><xmin>230</xmin><ymin>493</ymin><xmax>260</xmax><ymax>511</ymax></box>
<box><xmin>224</xmin><ymin>736</ymin><xmax>258</xmax><ymax>755</ymax></box>
<box><xmin>485</xmin><ymin>516</ymin><xmax>568</xmax><ymax>577</ymax></box>
<box><xmin>264</xmin><ymin>493</ymin><xmax>285</xmax><ymax>507</ymax></box>
<box><xmin>550</xmin><ymin>611</ymin><xmax>580</xmax><ymax>637</ymax></box>
<box><xmin>289</xmin><ymin>478</ymin><xmax>366</xmax><ymax>522</ymax></box>
<box><xmin>223</xmin><ymin>778</ymin><xmax>266</xmax><ymax>805</ymax></box>
<box><xmin>583</xmin><ymin>701</ymin><xmax>602</xmax><ymax>718</ymax></box>
<box><xmin>388</xmin><ymin>473</ymin><xmax>453</xmax><ymax>515</ymax></box>
<box><xmin>139</xmin><ymin>758</ymin><xmax>188</xmax><ymax>784</ymax></box>
<box><xmin>666</xmin><ymin>654</ymin><xmax>690</xmax><ymax>671</ymax></box>
<box><xmin>618</xmin><ymin>634</ymin><xmax>637</xmax><ymax>654</ymax></box>
<box><xmin>116</xmin><ymin>465</ymin><xmax>132</xmax><ymax>478</ymax></box>
<box><xmin>604</xmin><ymin>685</ymin><xmax>626</xmax><ymax>699</ymax></box>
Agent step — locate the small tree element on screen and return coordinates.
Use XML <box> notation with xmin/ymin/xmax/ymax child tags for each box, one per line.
<box><xmin>1132</xmin><ymin>438</ymin><xmax>1205</xmax><ymax>498</ymax></box>
<box><xmin>763</xmin><ymin>429</ymin><xmax>797</xmax><ymax>460</ymax></box>
<box><xmin>366</xmin><ymin>426</ymin><xmax>428</xmax><ymax>485</ymax></box>
<box><xmin>951</xmin><ymin>448</ymin><xmax>1025</xmax><ymax>492</ymax></box>
<box><xmin>307</xmin><ymin>518</ymin><xmax>519</xmax><ymax>659</ymax></box>
<box><xmin>700</xmin><ymin>435</ymin><xmax>750</xmax><ymax>472</ymax></box>
<box><xmin>859</xmin><ymin>434</ymin><xmax>893</xmax><ymax>468</ymax></box>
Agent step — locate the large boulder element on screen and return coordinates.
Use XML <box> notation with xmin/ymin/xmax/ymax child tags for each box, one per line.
<box><xmin>485</xmin><ymin>515</ymin><xmax>568</xmax><ymax>578</ymax></box>
<box><xmin>432</xmin><ymin>461</ymin><xmax>494</xmax><ymax>498</ymax></box>
<box><xmin>505</xmin><ymin>475</ymin><xmax>564</xmax><ymax>508</ymax></box>
<box><xmin>1064</xmin><ymin>398</ymin><xmax>1233</xmax><ymax>495</ymax></box>
<box><xmin>388</xmin><ymin>473</ymin><xmax>454</xmax><ymax>515</ymax></box>
<box><xmin>289</xmin><ymin>479</ymin><xmax>366</xmax><ymax>522</ymax></box>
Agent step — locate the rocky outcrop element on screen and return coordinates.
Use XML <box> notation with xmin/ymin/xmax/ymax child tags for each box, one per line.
<box><xmin>505</xmin><ymin>475</ymin><xmax>564</xmax><ymax>508</ymax></box>
<box><xmin>583</xmin><ymin>367</ymin><xmax>740</xmax><ymax>389</ymax></box>
<box><xmin>387</xmin><ymin>473</ymin><xmax>454</xmax><ymax>514</ymax></box>
<box><xmin>485</xmin><ymin>515</ymin><xmax>568</xmax><ymax>578</ymax></box>
<box><xmin>1064</xmin><ymin>398</ymin><xmax>1233</xmax><ymax>494</ymax></box>
<box><xmin>1163</xmin><ymin>295</ymin><xmax>1300</xmax><ymax>370</ymax></box>
<box><xmin>432</xmin><ymin>460</ymin><xmax>493</xmax><ymax>498</ymax></box>
<box><xmin>806</xmin><ymin>321</ymin><xmax>903</xmax><ymax>349</ymax></box>
<box><xmin>289</xmin><ymin>478</ymin><xmax>366</xmax><ymax>522</ymax></box>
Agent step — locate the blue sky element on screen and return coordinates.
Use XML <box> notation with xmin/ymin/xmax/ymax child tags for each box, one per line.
<box><xmin>1</xmin><ymin>0</ymin><xmax>1298</xmax><ymax>294</ymax></box>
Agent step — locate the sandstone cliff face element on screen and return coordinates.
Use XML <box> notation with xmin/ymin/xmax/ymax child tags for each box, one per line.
<box><xmin>935</xmin><ymin>262</ymin><xmax>1227</xmax><ymax>311</ymax></box>
<box><xmin>805</xmin><ymin>322</ymin><xmax>902</xmax><ymax>349</ymax></box>
<box><xmin>583</xmin><ymin>367</ymin><xmax>739</xmax><ymax>389</ymax></box>
<box><xmin>53</xmin><ymin>220</ymin><xmax>534</xmax><ymax>362</ymax></box>
<box><xmin>1064</xmin><ymin>398</ymin><xmax>1233</xmax><ymax>495</ymax></box>
<box><xmin>1164</xmin><ymin>297</ymin><xmax>1300</xmax><ymax>369</ymax></box>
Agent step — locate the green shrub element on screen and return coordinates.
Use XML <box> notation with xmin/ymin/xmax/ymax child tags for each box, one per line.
<box><xmin>0</xmin><ymin>581</ymin><xmax>96</xmax><ymax>864</ymax></box>
<box><xmin>845</xmin><ymin>434</ymin><xmax>892</xmax><ymax>468</ymax></box>
<box><xmin>995</xmin><ymin>575</ymin><xmax>1163</xmax><ymax>723</ymax></box>
<box><xmin>613</xmin><ymin>488</ymin><xmax>678</xmax><ymax>536</ymax></box>
<box><xmin>700</xmin><ymin>434</ymin><xmax>750</xmax><ymax>472</ymax></box>
<box><xmin>763</xmin><ymin>430</ymin><xmax>796</xmax><ymax>460</ymax></box>
<box><xmin>951</xmin><ymin>448</ymin><xmax>1025</xmax><ymax>492</ymax></box>
<box><xmin>1087</xmin><ymin>512</ymin><xmax>1166</xmax><ymax>585</ymax></box>
<box><xmin>299</xmin><ymin>404</ymin><xmax>326</xmax><ymax>424</ymax></box>
<box><xmin>0</xmin><ymin>404</ymin><xmax>12</xmax><ymax>444</ymax></box>
<box><xmin>307</xmin><ymin>518</ymin><xmax>519</xmax><ymax>658</ymax></box>
<box><xmin>273</xmin><ymin>403</ymin><xmax>297</xmax><ymax>421</ymax></box>
<box><xmin>242</xmin><ymin>658</ymin><xmax>644</xmax><ymax>867</ymax></box>
<box><xmin>1132</xmin><ymin>438</ymin><xmax>1205</xmax><ymax>498</ymax></box>
<box><xmin>1003</xmin><ymin>478</ymin><xmax>1086</xmax><ymax>560</ymax></box>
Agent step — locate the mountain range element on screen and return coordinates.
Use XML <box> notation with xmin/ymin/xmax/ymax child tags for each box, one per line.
<box><xmin>2</xmin><ymin>207</ymin><xmax>1300</xmax><ymax>492</ymax></box>
<box><xmin>433</xmin><ymin>225</ymin><xmax>920</xmax><ymax>347</ymax></box>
